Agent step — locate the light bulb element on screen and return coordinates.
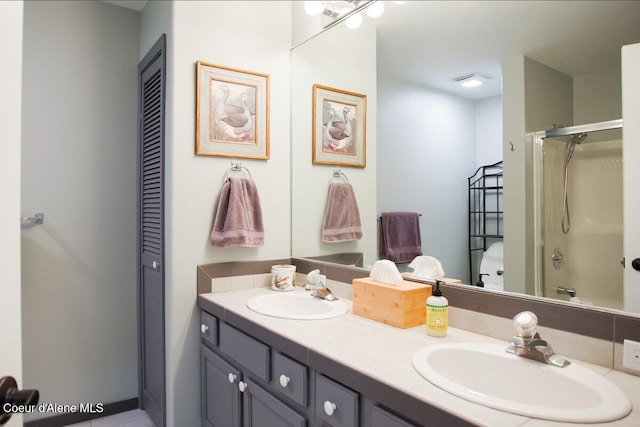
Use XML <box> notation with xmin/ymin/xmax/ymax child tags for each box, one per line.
<box><xmin>366</xmin><ymin>1</ymin><xmax>385</xmax><ymax>18</ymax></box>
<box><xmin>304</xmin><ymin>1</ymin><xmax>325</xmax><ymax>16</ymax></box>
<box><xmin>345</xmin><ymin>12</ymin><xmax>363</xmax><ymax>29</ymax></box>
<box><xmin>461</xmin><ymin>78</ymin><xmax>483</xmax><ymax>88</ymax></box>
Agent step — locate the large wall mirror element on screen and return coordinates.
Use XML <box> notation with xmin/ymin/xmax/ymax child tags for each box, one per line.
<box><xmin>291</xmin><ymin>1</ymin><xmax>640</xmax><ymax>314</ymax></box>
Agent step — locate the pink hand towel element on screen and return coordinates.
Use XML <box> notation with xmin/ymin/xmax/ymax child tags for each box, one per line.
<box><xmin>380</xmin><ymin>212</ymin><xmax>422</xmax><ymax>263</ymax></box>
<box><xmin>210</xmin><ymin>177</ymin><xmax>264</xmax><ymax>247</ymax></box>
<box><xmin>322</xmin><ymin>182</ymin><xmax>362</xmax><ymax>242</ymax></box>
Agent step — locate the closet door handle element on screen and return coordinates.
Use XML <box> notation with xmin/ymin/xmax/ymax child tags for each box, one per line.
<box><xmin>152</xmin><ymin>261</ymin><xmax>160</xmax><ymax>271</ymax></box>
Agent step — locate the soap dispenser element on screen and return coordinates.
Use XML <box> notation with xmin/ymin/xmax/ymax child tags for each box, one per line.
<box><xmin>426</xmin><ymin>280</ymin><xmax>448</xmax><ymax>337</ymax></box>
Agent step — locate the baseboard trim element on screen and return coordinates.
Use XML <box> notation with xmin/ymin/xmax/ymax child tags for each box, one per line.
<box><xmin>24</xmin><ymin>398</ymin><xmax>138</xmax><ymax>427</ymax></box>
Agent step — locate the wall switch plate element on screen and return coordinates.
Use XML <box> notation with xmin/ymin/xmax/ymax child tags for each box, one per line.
<box><xmin>623</xmin><ymin>339</ymin><xmax>640</xmax><ymax>372</ymax></box>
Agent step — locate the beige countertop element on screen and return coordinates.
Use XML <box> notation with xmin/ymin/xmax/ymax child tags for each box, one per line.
<box><xmin>199</xmin><ymin>286</ymin><xmax>640</xmax><ymax>427</ymax></box>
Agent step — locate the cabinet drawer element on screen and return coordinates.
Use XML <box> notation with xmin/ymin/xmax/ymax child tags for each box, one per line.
<box><xmin>219</xmin><ymin>322</ymin><xmax>270</xmax><ymax>382</ymax></box>
<box><xmin>273</xmin><ymin>352</ymin><xmax>308</xmax><ymax>407</ymax></box>
<box><xmin>315</xmin><ymin>375</ymin><xmax>359</xmax><ymax>427</ymax></box>
<box><xmin>200</xmin><ymin>311</ymin><xmax>218</xmax><ymax>346</ymax></box>
<box><xmin>371</xmin><ymin>405</ymin><xmax>416</xmax><ymax>427</ymax></box>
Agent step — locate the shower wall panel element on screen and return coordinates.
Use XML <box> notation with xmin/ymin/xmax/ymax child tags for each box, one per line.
<box><xmin>542</xmin><ymin>139</ymin><xmax>623</xmax><ymax>309</ymax></box>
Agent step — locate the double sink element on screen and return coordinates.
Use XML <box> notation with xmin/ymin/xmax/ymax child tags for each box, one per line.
<box><xmin>244</xmin><ymin>291</ymin><xmax>632</xmax><ymax>423</ymax></box>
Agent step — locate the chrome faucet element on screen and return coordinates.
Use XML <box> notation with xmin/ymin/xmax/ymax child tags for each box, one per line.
<box><xmin>303</xmin><ymin>269</ymin><xmax>338</xmax><ymax>301</ymax></box>
<box><xmin>506</xmin><ymin>311</ymin><xmax>570</xmax><ymax>368</ymax></box>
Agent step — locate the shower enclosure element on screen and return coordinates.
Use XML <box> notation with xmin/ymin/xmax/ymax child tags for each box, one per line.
<box><xmin>532</xmin><ymin>119</ymin><xmax>623</xmax><ymax>309</ymax></box>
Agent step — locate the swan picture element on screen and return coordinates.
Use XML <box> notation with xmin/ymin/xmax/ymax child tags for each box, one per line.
<box><xmin>196</xmin><ymin>61</ymin><xmax>269</xmax><ymax>159</ymax></box>
<box><xmin>312</xmin><ymin>84</ymin><xmax>366</xmax><ymax>167</ymax></box>
<box><xmin>211</xmin><ymin>81</ymin><xmax>256</xmax><ymax>144</ymax></box>
<box><xmin>322</xmin><ymin>101</ymin><xmax>356</xmax><ymax>155</ymax></box>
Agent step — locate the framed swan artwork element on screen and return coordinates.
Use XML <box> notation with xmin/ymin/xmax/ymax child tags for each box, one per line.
<box><xmin>196</xmin><ymin>61</ymin><xmax>270</xmax><ymax>159</ymax></box>
<box><xmin>312</xmin><ymin>84</ymin><xmax>367</xmax><ymax>168</ymax></box>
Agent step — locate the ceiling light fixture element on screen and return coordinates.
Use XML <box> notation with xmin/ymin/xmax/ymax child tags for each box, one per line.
<box><xmin>366</xmin><ymin>1</ymin><xmax>385</xmax><ymax>18</ymax></box>
<box><xmin>454</xmin><ymin>73</ymin><xmax>491</xmax><ymax>88</ymax></box>
<box><xmin>304</xmin><ymin>1</ymin><xmax>400</xmax><ymax>29</ymax></box>
<box><xmin>304</xmin><ymin>1</ymin><xmax>325</xmax><ymax>16</ymax></box>
<box><xmin>345</xmin><ymin>12</ymin><xmax>364</xmax><ymax>29</ymax></box>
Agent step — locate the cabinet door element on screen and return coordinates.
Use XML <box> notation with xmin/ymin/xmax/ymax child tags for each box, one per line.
<box><xmin>242</xmin><ymin>378</ymin><xmax>306</xmax><ymax>427</ymax></box>
<box><xmin>201</xmin><ymin>345</ymin><xmax>241</xmax><ymax>427</ymax></box>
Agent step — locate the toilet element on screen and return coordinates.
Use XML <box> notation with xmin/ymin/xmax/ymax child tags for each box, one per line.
<box><xmin>479</xmin><ymin>242</ymin><xmax>504</xmax><ymax>291</ymax></box>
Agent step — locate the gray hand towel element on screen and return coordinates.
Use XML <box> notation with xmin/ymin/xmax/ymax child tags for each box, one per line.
<box><xmin>380</xmin><ymin>212</ymin><xmax>422</xmax><ymax>263</ymax></box>
<box><xmin>322</xmin><ymin>182</ymin><xmax>362</xmax><ymax>242</ymax></box>
<box><xmin>210</xmin><ymin>177</ymin><xmax>264</xmax><ymax>247</ymax></box>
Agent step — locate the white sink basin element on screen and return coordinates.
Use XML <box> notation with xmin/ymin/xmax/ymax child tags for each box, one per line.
<box><xmin>412</xmin><ymin>342</ymin><xmax>632</xmax><ymax>423</ymax></box>
<box><xmin>246</xmin><ymin>292</ymin><xmax>349</xmax><ymax>320</ymax></box>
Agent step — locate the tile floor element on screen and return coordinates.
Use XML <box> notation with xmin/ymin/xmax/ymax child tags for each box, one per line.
<box><xmin>65</xmin><ymin>409</ymin><xmax>154</xmax><ymax>427</ymax></box>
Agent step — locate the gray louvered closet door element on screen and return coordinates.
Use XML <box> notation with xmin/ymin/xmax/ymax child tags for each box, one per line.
<box><xmin>138</xmin><ymin>35</ymin><xmax>165</xmax><ymax>427</ymax></box>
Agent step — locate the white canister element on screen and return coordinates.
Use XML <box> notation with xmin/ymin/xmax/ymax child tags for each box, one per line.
<box><xmin>271</xmin><ymin>265</ymin><xmax>296</xmax><ymax>291</ymax></box>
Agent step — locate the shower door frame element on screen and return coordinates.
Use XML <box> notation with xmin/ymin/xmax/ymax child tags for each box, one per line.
<box><xmin>531</xmin><ymin>119</ymin><xmax>623</xmax><ymax>298</ymax></box>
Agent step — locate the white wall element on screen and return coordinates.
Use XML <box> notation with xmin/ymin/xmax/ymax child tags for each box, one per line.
<box><xmin>475</xmin><ymin>95</ymin><xmax>503</xmax><ymax>168</ymax></box>
<box><xmin>0</xmin><ymin>2</ymin><xmax>23</xmax><ymax>426</ymax></box>
<box><xmin>377</xmin><ymin>75</ymin><xmax>475</xmax><ymax>282</ymax></box>
<box><xmin>140</xmin><ymin>2</ymin><xmax>292</xmax><ymax>425</ymax></box>
<box><xmin>574</xmin><ymin>65</ymin><xmax>622</xmax><ymax>125</ymax></box>
<box><xmin>502</xmin><ymin>55</ymin><xmax>527</xmax><ymax>294</ymax></box>
<box><xmin>291</xmin><ymin>19</ymin><xmax>377</xmax><ymax>268</ymax></box>
<box><xmin>524</xmin><ymin>57</ymin><xmax>573</xmax><ymax>133</ymax></box>
<box><xmin>21</xmin><ymin>1</ymin><xmax>139</xmax><ymax>420</ymax></box>
<box><xmin>502</xmin><ymin>56</ymin><xmax>574</xmax><ymax>295</ymax></box>
<box><xmin>622</xmin><ymin>42</ymin><xmax>640</xmax><ymax>313</ymax></box>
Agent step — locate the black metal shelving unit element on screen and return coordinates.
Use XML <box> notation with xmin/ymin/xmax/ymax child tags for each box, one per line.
<box><xmin>468</xmin><ymin>160</ymin><xmax>503</xmax><ymax>284</ymax></box>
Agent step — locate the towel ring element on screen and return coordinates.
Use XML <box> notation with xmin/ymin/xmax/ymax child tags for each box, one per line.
<box><xmin>223</xmin><ymin>161</ymin><xmax>252</xmax><ymax>182</ymax></box>
<box><xmin>332</xmin><ymin>169</ymin><xmax>348</xmax><ymax>182</ymax></box>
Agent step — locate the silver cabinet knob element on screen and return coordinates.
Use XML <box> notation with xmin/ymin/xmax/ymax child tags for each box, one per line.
<box><xmin>152</xmin><ymin>260</ymin><xmax>160</xmax><ymax>271</ymax></box>
<box><xmin>238</xmin><ymin>381</ymin><xmax>247</xmax><ymax>393</ymax></box>
<box><xmin>227</xmin><ymin>373</ymin><xmax>236</xmax><ymax>384</ymax></box>
<box><xmin>279</xmin><ymin>375</ymin><xmax>290</xmax><ymax>388</ymax></box>
<box><xmin>200</xmin><ymin>324</ymin><xmax>209</xmax><ymax>334</ymax></box>
<box><xmin>323</xmin><ymin>400</ymin><xmax>337</xmax><ymax>416</ymax></box>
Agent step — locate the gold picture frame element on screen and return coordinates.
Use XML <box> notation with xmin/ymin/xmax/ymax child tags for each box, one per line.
<box><xmin>312</xmin><ymin>84</ymin><xmax>366</xmax><ymax>168</ymax></box>
<box><xmin>196</xmin><ymin>61</ymin><xmax>270</xmax><ymax>159</ymax></box>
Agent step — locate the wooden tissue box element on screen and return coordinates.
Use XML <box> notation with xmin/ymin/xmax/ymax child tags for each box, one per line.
<box><xmin>352</xmin><ymin>277</ymin><xmax>432</xmax><ymax>328</ymax></box>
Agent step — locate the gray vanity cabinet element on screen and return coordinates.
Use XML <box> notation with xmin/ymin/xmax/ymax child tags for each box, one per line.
<box><xmin>201</xmin><ymin>345</ymin><xmax>241</xmax><ymax>427</ymax></box>
<box><xmin>200</xmin><ymin>315</ymin><xmax>308</xmax><ymax>427</ymax></box>
<box><xmin>200</xmin><ymin>308</ymin><xmax>423</xmax><ymax>427</ymax></box>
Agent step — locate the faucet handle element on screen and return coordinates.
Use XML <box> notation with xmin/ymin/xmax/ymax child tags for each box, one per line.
<box><xmin>307</xmin><ymin>269</ymin><xmax>321</xmax><ymax>284</ymax></box>
<box><xmin>513</xmin><ymin>311</ymin><xmax>538</xmax><ymax>338</ymax></box>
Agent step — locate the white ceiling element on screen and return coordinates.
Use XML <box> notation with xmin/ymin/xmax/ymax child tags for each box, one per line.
<box><xmin>375</xmin><ymin>1</ymin><xmax>640</xmax><ymax>100</ymax></box>
<box><xmin>102</xmin><ymin>1</ymin><xmax>640</xmax><ymax>100</ymax></box>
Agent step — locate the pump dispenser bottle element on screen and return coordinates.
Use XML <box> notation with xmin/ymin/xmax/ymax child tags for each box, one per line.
<box><xmin>426</xmin><ymin>280</ymin><xmax>448</xmax><ymax>336</ymax></box>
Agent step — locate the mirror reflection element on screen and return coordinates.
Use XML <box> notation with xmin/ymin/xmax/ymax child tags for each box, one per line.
<box><xmin>291</xmin><ymin>1</ymin><xmax>640</xmax><ymax>313</ymax></box>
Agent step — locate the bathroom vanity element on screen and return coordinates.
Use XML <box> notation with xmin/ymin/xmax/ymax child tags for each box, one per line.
<box><xmin>198</xmin><ymin>289</ymin><xmax>470</xmax><ymax>427</ymax></box>
<box><xmin>198</xmin><ymin>286</ymin><xmax>640</xmax><ymax>427</ymax></box>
